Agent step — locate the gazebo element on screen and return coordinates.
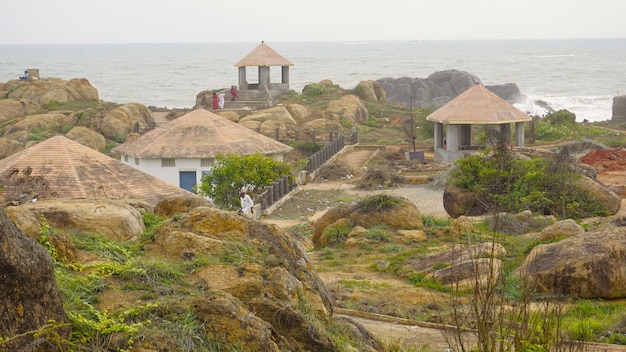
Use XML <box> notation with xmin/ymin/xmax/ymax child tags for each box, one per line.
<box><xmin>427</xmin><ymin>83</ymin><xmax>532</xmax><ymax>163</ymax></box>
<box><xmin>234</xmin><ymin>41</ymin><xmax>294</xmax><ymax>93</ymax></box>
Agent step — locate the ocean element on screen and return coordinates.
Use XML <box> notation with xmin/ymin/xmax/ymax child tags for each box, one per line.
<box><xmin>1</xmin><ymin>39</ymin><xmax>625</xmax><ymax>122</ymax></box>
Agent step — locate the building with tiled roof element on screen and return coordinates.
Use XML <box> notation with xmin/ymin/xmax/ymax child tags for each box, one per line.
<box><xmin>0</xmin><ymin>135</ymin><xmax>195</xmax><ymax>206</ymax></box>
<box><xmin>111</xmin><ymin>108</ymin><xmax>292</xmax><ymax>192</ymax></box>
<box><xmin>427</xmin><ymin>83</ymin><xmax>532</xmax><ymax>163</ymax></box>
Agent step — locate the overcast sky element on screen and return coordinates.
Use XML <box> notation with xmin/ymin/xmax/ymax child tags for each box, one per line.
<box><xmin>1</xmin><ymin>0</ymin><xmax>625</xmax><ymax>44</ymax></box>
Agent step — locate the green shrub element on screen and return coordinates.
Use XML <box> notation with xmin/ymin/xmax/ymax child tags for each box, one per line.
<box><xmin>359</xmin><ymin>194</ymin><xmax>405</xmax><ymax>213</ymax></box>
<box><xmin>302</xmin><ymin>82</ymin><xmax>329</xmax><ymax>98</ymax></box>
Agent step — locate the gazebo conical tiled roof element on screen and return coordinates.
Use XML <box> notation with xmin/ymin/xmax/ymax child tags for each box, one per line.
<box><xmin>427</xmin><ymin>83</ymin><xmax>532</xmax><ymax>163</ymax></box>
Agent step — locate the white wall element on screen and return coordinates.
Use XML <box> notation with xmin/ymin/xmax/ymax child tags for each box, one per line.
<box><xmin>118</xmin><ymin>153</ymin><xmax>285</xmax><ymax>190</ymax></box>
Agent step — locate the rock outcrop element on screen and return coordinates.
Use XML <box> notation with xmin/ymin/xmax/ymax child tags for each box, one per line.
<box><xmin>377</xmin><ymin>70</ymin><xmax>531</xmax><ymax>110</ymax></box>
<box><xmin>356</xmin><ymin>80</ymin><xmax>387</xmax><ymax>103</ymax></box>
<box><xmin>323</xmin><ymin>94</ymin><xmax>369</xmax><ymax>124</ymax></box>
<box><xmin>65</xmin><ymin>126</ymin><xmax>106</xmax><ymax>151</ymax></box>
<box><xmin>83</xmin><ymin>103</ymin><xmax>155</xmax><ymax>140</ymax></box>
<box><xmin>3</xmin><ymin>78</ymin><xmax>98</xmax><ymax>107</ymax></box>
<box><xmin>518</xmin><ymin>227</ymin><xmax>626</xmax><ymax>299</ymax></box>
<box><xmin>312</xmin><ymin>197</ymin><xmax>423</xmax><ymax>247</ymax></box>
<box><xmin>152</xmin><ymin>207</ymin><xmax>344</xmax><ymax>351</ymax></box>
<box><xmin>238</xmin><ymin>106</ymin><xmax>298</xmax><ymax>136</ymax></box>
<box><xmin>0</xmin><ymin>207</ymin><xmax>69</xmax><ymax>351</ymax></box>
<box><xmin>6</xmin><ymin>199</ymin><xmax>145</xmax><ymax>242</ymax></box>
<box><xmin>378</xmin><ymin>69</ymin><xmax>481</xmax><ymax>108</ymax></box>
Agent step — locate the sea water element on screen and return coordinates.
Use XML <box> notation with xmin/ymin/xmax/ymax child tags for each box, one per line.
<box><xmin>0</xmin><ymin>39</ymin><xmax>624</xmax><ymax>122</ymax></box>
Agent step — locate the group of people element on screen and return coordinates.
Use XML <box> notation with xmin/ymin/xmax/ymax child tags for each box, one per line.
<box><xmin>210</xmin><ymin>85</ymin><xmax>239</xmax><ymax>110</ymax></box>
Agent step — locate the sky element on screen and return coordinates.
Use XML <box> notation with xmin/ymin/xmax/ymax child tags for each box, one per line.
<box><xmin>1</xmin><ymin>0</ymin><xmax>625</xmax><ymax>44</ymax></box>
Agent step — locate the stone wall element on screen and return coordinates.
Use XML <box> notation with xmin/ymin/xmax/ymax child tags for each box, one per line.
<box><xmin>612</xmin><ymin>95</ymin><xmax>626</xmax><ymax>122</ymax></box>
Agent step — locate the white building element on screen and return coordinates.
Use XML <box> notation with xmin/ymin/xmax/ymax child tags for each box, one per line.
<box><xmin>111</xmin><ymin>108</ymin><xmax>292</xmax><ymax>192</ymax></box>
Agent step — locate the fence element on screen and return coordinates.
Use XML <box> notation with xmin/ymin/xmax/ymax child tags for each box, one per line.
<box><xmin>255</xmin><ymin>126</ymin><xmax>358</xmax><ymax>145</ymax></box>
<box><xmin>259</xmin><ymin>129</ymin><xmax>358</xmax><ymax>212</ymax></box>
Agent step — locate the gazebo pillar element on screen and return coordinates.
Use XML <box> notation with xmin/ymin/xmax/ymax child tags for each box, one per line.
<box><xmin>281</xmin><ymin>66</ymin><xmax>290</xmax><ymax>84</ymax></box>
<box><xmin>238</xmin><ymin>67</ymin><xmax>247</xmax><ymax>90</ymax></box>
<box><xmin>499</xmin><ymin>123</ymin><xmax>511</xmax><ymax>144</ymax></box>
<box><xmin>460</xmin><ymin>125</ymin><xmax>472</xmax><ymax>146</ymax></box>
<box><xmin>434</xmin><ymin>122</ymin><xmax>444</xmax><ymax>149</ymax></box>
<box><xmin>259</xmin><ymin>66</ymin><xmax>270</xmax><ymax>87</ymax></box>
<box><xmin>446</xmin><ymin>124</ymin><xmax>460</xmax><ymax>152</ymax></box>
<box><xmin>515</xmin><ymin>121</ymin><xmax>525</xmax><ymax>146</ymax></box>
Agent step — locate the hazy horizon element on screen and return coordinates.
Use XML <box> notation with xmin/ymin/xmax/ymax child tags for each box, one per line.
<box><xmin>2</xmin><ymin>0</ymin><xmax>625</xmax><ymax>45</ymax></box>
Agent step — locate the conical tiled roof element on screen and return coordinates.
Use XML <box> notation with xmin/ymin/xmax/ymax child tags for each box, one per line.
<box><xmin>234</xmin><ymin>41</ymin><xmax>294</xmax><ymax>67</ymax></box>
<box><xmin>111</xmin><ymin>109</ymin><xmax>292</xmax><ymax>158</ymax></box>
<box><xmin>0</xmin><ymin>135</ymin><xmax>194</xmax><ymax>206</ymax></box>
<box><xmin>427</xmin><ymin>83</ymin><xmax>532</xmax><ymax>125</ymax></box>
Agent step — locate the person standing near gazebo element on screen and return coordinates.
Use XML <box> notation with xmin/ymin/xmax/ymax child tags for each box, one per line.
<box><xmin>230</xmin><ymin>85</ymin><xmax>238</xmax><ymax>102</ymax></box>
<box><xmin>212</xmin><ymin>92</ymin><xmax>218</xmax><ymax>110</ymax></box>
<box><xmin>218</xmin><ymin>92</ymin><xmax>225</xmax><ymax>109</ymax></box>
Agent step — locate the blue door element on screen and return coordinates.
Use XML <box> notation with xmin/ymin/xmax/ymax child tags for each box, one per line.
<box><xmin>179</xmin><ymin>171</ymin><xmax>197</xmax><ymax>193</ymax></box>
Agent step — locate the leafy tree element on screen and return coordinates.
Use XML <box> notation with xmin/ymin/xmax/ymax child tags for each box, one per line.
<box><xmin>196</xmin><ymin>153</ymin><xmax>293</xmax><ymax>210</ymax></box>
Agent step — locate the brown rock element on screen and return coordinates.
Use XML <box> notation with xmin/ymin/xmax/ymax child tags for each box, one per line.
<box><xmin>154</xmin><ymin>194</ymin><xmax>213</xmax><ymax>217</ymax></box>
<box><xmin>349</xmin><ymin>202</ymin><xmax>422</xmax><ymax>230</ymax></box>
<box><xmin>8</xmin><ymin>199</ymin><xmax>145</xmax><ymax>242</ymax></box>
<box><xmin>7</xmin><ymin>77</ymin><xmax>98</xmax><ymax>106</ymax></box>
<box><xmin>518</xmin><ymin>227</ymin><xmax>626</xmax><ymax>299</ymax></box>
<box><xmin>285</xmin><ymin>104</ymin><xmax>310</xmax><ymax>124</ymax></box>
<box><xmin>0</xmin><ymin>99</ymin><xmax>41</xmax><ymax>122</ymax></box>
<box><xmin>65</xmin><ymin>126</ymin><xmax>106</xmax><ymax>151</ymax></box>
<box><xmin>85</xmin><ymin>103</ymin><xmax>155</xmax><ymax>140</ymax></box>
<box><xmin>540</xmin><ymin>219</ymin><xmax>584</xmax><ymax>241</ymax></box>
<box><xmin>325</xmin><ymin>95</ymin><xmax>369</xmax><ymax>124</ymax></box>
<box><xmin>238</xmin><ymin>106</ymin><xmax>297</xmax><ymax>136</ymax></box>
<box><xmin>0</xmin><ymin>207</ymin><xmax>69</xmax><ymax>350</ymax></box>
<box><xmin>443</xmin><ymin>185</ymin><xmax>485</xmax><ymax>218</ymax></box>
<box><xmin>356</xmin><ymin>80</ymin><xmax>387</xmax><ymax>103</ymax></box>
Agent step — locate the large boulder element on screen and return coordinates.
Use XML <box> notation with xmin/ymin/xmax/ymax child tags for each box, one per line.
<box><xmin>485</xmin><ymin>83</ymin><xmax>524</xmax><ymax>103</ymax></box>
<box><xmin>405</xmin><ymin>242</ymin><xmax>506</xmax><ymax>288</ymax></box>
<box><xmin>5</xmin><ymin>112</ymin><xmax>78</xmax><ymax>138</ymax></box>
<box><xmin>65</xmin><ymin>126</ymin><xmax>106</xmax><ymax>151</ymax></box>
<box><xmin>6</xmin><ymin>77</ymin><xmax>98</xmax><ymax>106</ymax></box>
<box><xmin>154</xmin><ymin>194</ymin><xmax>213</xmax><ymax>217</ymax></box>
<box><xmin>84</xmin><ymin>103</ymin><xmax>155</xmax><ymax>140</ymax></box>
<box><xmin>0</xmin><ymin>99</ymin><xmax>41</xmax><ymax>123</ymax></box>
<box><xmin>612</xmin><ymin>95</ymin><xmax>626</xmax><ymax>122</ymax></box>
<box><xmin>356</xmin><ymin>80</ymin><xmax>387</xmax><ymax>102</ymax></box>
<box><xmin>238</xmin><ymin>106</ymin><xmax>298</xmax><ymax>135</ymax></box>
<box><xmin>442</xmin><ymin>185</ymin><xmax>485</xmax><ymax>218</ymax></box>
<box><xmin>312</xmin><ymin>197</ymin><xmax>422</xmax><ymax>248</ymax></box>
<box><xmin>324</xmin><ymin>94</ymin><xmax>369</xmax><ymax>124</ymax></box>
<box><xmin>0</xmin><ymin>207</ymin><xmax>69</xmax><ymax>351</ymax></box>
<box><xmin>285</xmin><ymin>104</ymin><xmax>310</xmax><ymax>125</ymax></box>
<box><xmin>6</xmin><ymin>199</ymin><xmax>145</xmax><ymax>242</ymax></box>
<box><xmin>518</xmin><ymin>227</ymin><xmax>626</xmax><ymax>299</ymax></box>
<box><xmin>378</xmin><ymin>70</ymin><xmax>481</xmax><ymax>108</ymax></box>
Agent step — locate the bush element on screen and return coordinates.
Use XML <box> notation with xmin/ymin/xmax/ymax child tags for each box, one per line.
<box><xmin>450</xmin><ymin>144</ymin><xmax>609</xmax><ymax>219</ymax></box>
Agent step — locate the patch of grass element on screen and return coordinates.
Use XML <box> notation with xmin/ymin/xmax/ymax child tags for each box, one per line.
<box><xmin>422</xmin><ymin>215</ymin><xmax>451</xmax><ymax>227</ymax></box>
<box><xmin>366</xmin><ymin>224</ymin><xmax>392</xmax><ymax>242</ymax></box>
<box><xmin>359</xmin><ymin>194</ymin><xmax>405</xmax><ymax>212</ymax></box>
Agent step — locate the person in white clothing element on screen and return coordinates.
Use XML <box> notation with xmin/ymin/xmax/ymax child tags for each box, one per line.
<box><xmin>218</xmin><ymin>92</ymin><xmax>226</xmax><ymax>109</ymax></box>
<box><xmin>239</xmin><ymin>191</ymin><xmax>254</xmax><ymax>216</ymax></box>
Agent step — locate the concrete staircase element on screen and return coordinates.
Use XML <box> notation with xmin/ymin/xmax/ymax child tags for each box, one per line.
<box><xmin>223</xmin><ymin>90</ymin><xmax>269</xmax><ymax>110</ymax></box>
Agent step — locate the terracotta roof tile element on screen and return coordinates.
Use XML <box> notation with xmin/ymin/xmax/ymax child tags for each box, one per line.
<box><xmin>0</xmin><ymin>136</ymin><xmax>194</xmax><ymax>206</ymax></box>
<box><xmin>234</xmin><ymin>41</ymin><xmax>294</xmax><ymax>67</ymax></box>
<box><xmin>427</xmin><ymin>83</ymin><xmax>532</xmax><ymax>125</ymax></box>
<box><xmin>111</xmin><ymin>109</ymin><xmax>292</xmax><ymax>158</ymax></box>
